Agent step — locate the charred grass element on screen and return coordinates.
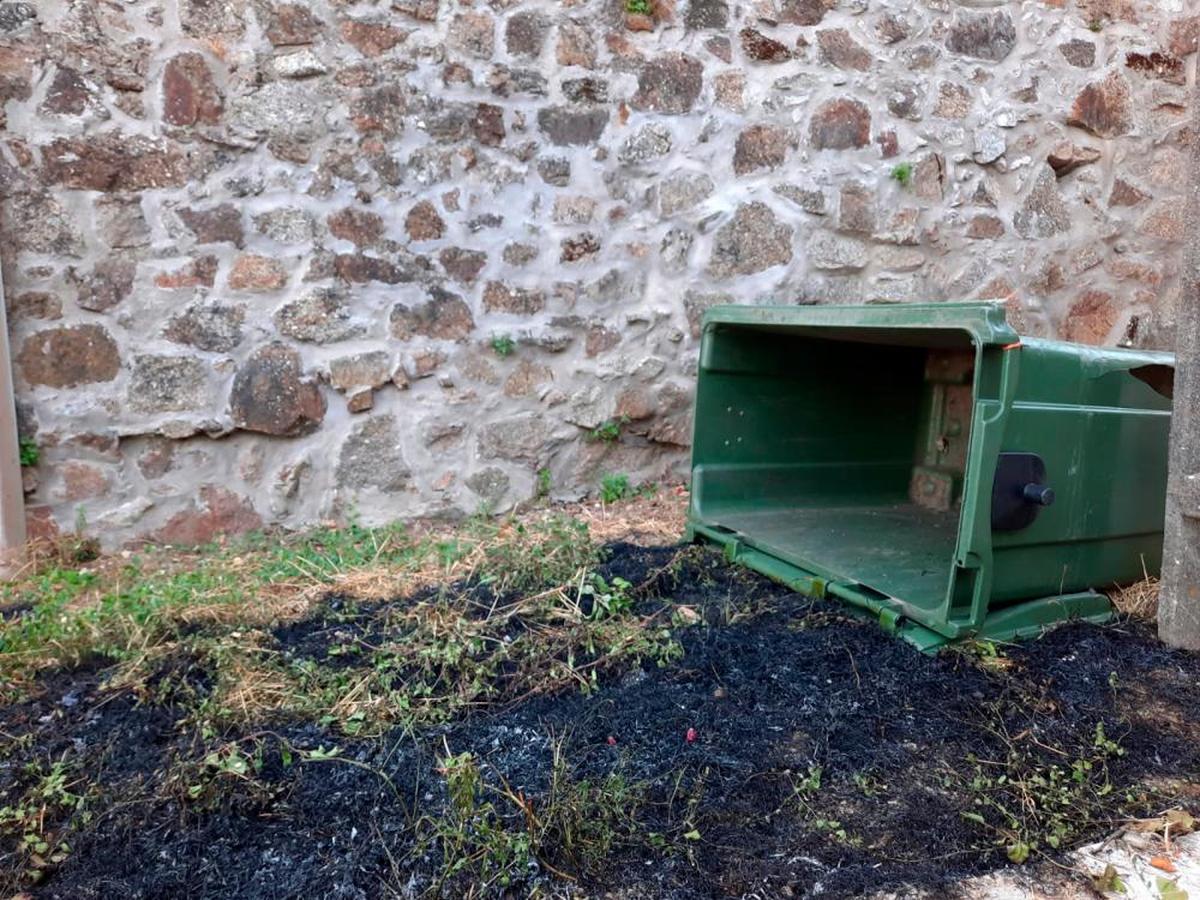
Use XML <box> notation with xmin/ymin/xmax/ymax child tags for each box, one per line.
<box><xmin>1</xmin><ymin>499</ymin><xmax>1199</xmax><ymax>898</ymax></box>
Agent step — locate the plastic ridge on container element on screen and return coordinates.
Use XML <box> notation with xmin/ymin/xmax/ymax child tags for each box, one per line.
<box><xmin>685</xmin><ymin>302</ymin><xmax>1174</xmax><ymax>651</ymax></box>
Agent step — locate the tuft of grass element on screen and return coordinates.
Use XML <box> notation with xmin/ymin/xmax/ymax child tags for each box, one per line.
<box><xmin>490</xmin><ymin>334</ymin><xmax>516</xmax><ymax>357</ymax></box>
<box><xmin>625</xmin><ymin>0</ymin><xmax>652</xmax><ymax>14</ymax></box>
<box><xmin>890</xmin><ymin>162</ymin><xmax>913</xmax><ymax>188</ymax></box>
<box><xmin>1112</xmin><ymin>576</ymin><xmax>1158</xmax><ymax>621</ymax></box>
<box><xmin>18</xmin><ymin>439</ymin><xmax>38</xmax><ymax>468</ymax></box>
<box><xmin>600</xmin><ymin>473</ymin><xmax>632</xmax><ymax>504</ymax></box>
<box><xmin>589</xmin><ymin>416</ymin><xmax>628</xmax><ymax>444</ymax></box>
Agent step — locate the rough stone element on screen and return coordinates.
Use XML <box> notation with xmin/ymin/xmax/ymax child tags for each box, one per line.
<box><xmin>329</xmin><ymin>351</ymin><xmax>392</xmax><ymax>391</ymax></box>
<box><xmin>229</xmin><ymin>343</ymin><xmax>325</xmax><ymax>436</ymax></box>
<box><xmin>503</xmin><ymin>359</ymin><xmax>554</xmax><ymax>397</ymax></box>
<box><xmin>129</xmin><ymin>355</ymin><xmax>208</xmax><ymax>414</ymax></box>
<box><xmin>440</xmin><ymin>247</ymin><xmax>487</xmax><ymax>285</ymax></box>
<box><xmin>162</xmin><ymin>52</ymin><xmax>222</xmax><ymax>126</ymax></box>
<box><xmin>466</xmin><ymin>467</ymin><xmax>510</xmax><ymax>505</ymax></box>
<box><xmin>405</xmin><ymin>200</ymin><xmax>446</xmax><ymax>241</ymax></box>
<box><xmin>1060</xmin><ymin>39</ymin><xmax>1096</xmax><ymax>68</ymax></box>
<box><xmin>807</xmin><ymin>231</ymin><xmax>868</xmax><ymax>272</ymax></box>
<box><xmin>479</xmin><ymin>413</ymin><xmax>553</xmax><ymax>466</ymax></box>
<box><xmin>41</xmin><ymin>66</ymin><xmax>102</xmax><ymax>117</ymax></box>
<box><xmin>272</xmin><ymin>48</ymin><xmax>328</xmax><ymax>79</ymax></box>
<box><xmin>8</xmin><ymin>292</ymin><xmax>62</xmax><ymax>321</ymax></box>
<box><xmin>41</xmin><ymin>135</ymin><xmax>187</xmax><ymax>191</ymax></box>
<box><xmin>556</xmin><ymin>21</ymin><xmax>597</xmax><ymax>67</ymax></box>
<box><xmin>774</xmin><ymin>184</ymin><xmax>826</xmax><ymax>215</ymax></box>
<box><xmin>1110</xmin><ymin>178</ymin><xmax>1148</xmax><ymax>207</ymax></box>
<box><xmin>887</xmin><ymin>82</ymin><xmax>924</xmax><ymax>121</ymax></box>
<box><xmin>537</xmin><ymin>107</ymin><xmax>607</xmax><ymax>145</ymax></box>
<box><xmin>659</xmin><ymin>172</ymin><xmax>714</xmax><ymax>216</ymax></box>
<box><xmin>553</xmin><ymin>196</ymin><xmax>596</xmax><ymax>224</ymax></box>
<box><xmin>619</xmin><ymin>124</ymin><xmax>673</xmax><ymax>164</ymax></box>
<box><xmin>1047</xmin><ymin>140</ymin><xmax>1102</xmax><ymax>176</ymax></box>
<box><xmin>713</xmin><ymin>71</ymin><xmax>745</xmax><ymax>111</ymax></box>
<box><xmin>1138</xmin><ymin>205</ymin><xmax>1185</xmax><ymax>243</ymax></box>
<box><xmin>1062</xmin><ymin>290</ymin><xmax>1116</xmax><ymax>345</ymax></box>
<box><xmin>630</xmin><ymin>53</ymin><xmax>703</xmax><ymax>114</ymax></box>
<box><xmin>179</xmin><ymin>204</ymin><xmax>244</xmax><ymax>247</ymax></box>
<box><xmin>972</xmin><ymin>127</ymin><xmax>1006</xmax><ymax>165</ymax></box>
<box><xmin>275</xmin><ymin>288</ymin><xmax>364</xmax><ymax>343</ymax></box>
<box><xmin>686</xmin><ymin>0</ymin><xmax>728</xmax><ymax>30</ymax></box>
<box><xmin>1067</xmin><ymin>72</ymin><xmax>1133</xmax><ymax>138</ymax></box>
<box><xmin>390</xmin><ymin>289</ymin><xmax>474</xmax><ymax>341</ymax></box>
<box><xmin>155</xmin><ymin>486</ymin><xmax>263</xmax><ymax>546</ymax></box>
<box><xmin>913</xmin><ymin>153</ymin><xmax>945</xmax><ymax>203</ymax></box>
<box><xmin>76</xmin><ymin>259</ymin><xmax>136</xmax><ymax>312</ymax></box>
<box><xmin>740</xmin><ymin>28</ymin><xmax>791</xmax><ymax>63</ymax></box>
<box><xmin>1013</xmin><ymin>164</ymin><xmax>1071</xmax><ymax>239</ymax></box>
<box><xmin>933</xmin><ymin>82</ymin><xmax>971</xmax><ymax>119</ymax></box>
<box><xmin>817</xmin><ymin>28</ymin><xmax>872</xmax><ymax>71</ymax></box>
<box><xmin>809</xmin><ymin>98</ymin><xmax>871</xmax><ymax>150</ymax></box>
<box><xmin>96</xmin><ymin>196</ymin><xmax>149</xmax><ymax>249</ymax></box>
<box><xmin>707</xmin><ymin>202</ymin><xmax>793</xmax><ymax>278</ymax></box>
<box><xmin>967</xmin><ymin>214</ymin><xmax>1006</xmax><ymax>240</ymax></box>
<box><xmin>165</xmin><ymin>302</ymin><xmax>245</xmax><ymax>352</ymax></box>
<box><xmin>265</xmin><ymin>3</ymin><xmax>322</xmax><ymax>45</ymax></box>
<box><xmin>837</xmin><ymin>182</ymin><xmax>875</xmax><ymax>234</ymax></box>
<box><xmin>561</xmin><ymin>76</ymin><xmax>608</xmax><ymax>104</ymax></box>
<box><xmin>335</xmin><ymin>415</ymin><xmax>411</xmax><ymax>493</ymax></box>
<box><xmin>255</xmin><ymin>208</ymin><xmax>317</xmax><ymax>243</ymax></box>
<box><xmin>1168</xmin><ymin>15</ymin><xmax>1200</xmax><ymax>56</ymax></box>
<box><xmin>779</xmin><ymin>0</ymin><xmax>836</xmax><ymax>26</ymax></box>
<box><xmin>448</xmin><ymin>11</ymin><xmax>494</xmax><ymax>60</ymax></box>
<box><xmin>1125</xmin><ymin>51</ymin><xmax>1185</xmax><ymax>85</ymax></box>
<box><xmin>18</xmin><ymin>325</ymin><xmax>121</xmax><ymax>388</ymax></box>
<box><xmin>229</xmin><ymin>254</ymin><xmax>288</xmax><ymax>292</ymax></box>
<box><xmin>328</xmin><ymin>207</ymin><xmax>385</xmax><ymax>248</ymax></box>
<box><xmin>3</xmin><ymin>192</ymin><xmax>84</xmax><ymax>257</ymax></box>
<box><xmin>945</xmin><ymin>10</ymin><xmax>1016</xmax><ymax>62</ymax></box>
<box><xmin>561</xmin><ymin>233</ymin><xmax>600</xmax><ymax>263</ymax></box>
<box><xmin>155</xmin><ymin>256</ymin><xmax>218</xmax><ymax>289</ymax></box>
<box><xmin>506</xmin><ymin>10</ymin><xmax>548</xmax><ymax>57</ymax></box>
<box><xmin>180</xmin><ymin>0</ymin><xmax>246</xmax><ymax>36</ymax></box>
<box><xmin>733</xmin><ymin>124</ymin><xmax>793</xmax><ymax>175</ymax></box>
<box><xmin>341</xmin><ymin>19</ymin><xmax>408</xmax><ymax>57</ymax></box>
<box><xmin>393</xmin><ymin>0</ymin><xmax>438</xmax><ymax>22</ymax></box>
<box><xmin>483</xmin><ymin>281</ymin><xmax>546</xmax><ymax>314</ymax></box>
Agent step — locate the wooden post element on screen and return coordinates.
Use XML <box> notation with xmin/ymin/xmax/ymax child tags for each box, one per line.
<box><xmin>1158</xmin><ymin>75</ymin><xmax>1200</xmax><ymax>648</ymax></box>
<box><xmin>0</xmin><ymin>253</ymin><xmax>26</xmax><ymax>578</ymax></box>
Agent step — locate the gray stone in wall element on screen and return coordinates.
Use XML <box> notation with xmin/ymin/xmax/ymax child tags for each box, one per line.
<box><xmin>619</xmin><ymin>124</ymin><xmax>673</xmax><ymax>164</ymax></box>
<box><xmin>128</xmin><ymin>355</ymin><xmax>208</xmax><ymax>414</ymax></box>
<box><xmin>275</xmin><ymin>288</ymin><xmax>366</xmax><ymax>343</ymax></box>
<box><xmin>1013</xmin><ymin>165</ymin><xmax>1071</xmax><ymax>239</ymax></box>
<box><xmin>659</xmin><ymin>172</ymin><xmax>714</xmax><ymax>217</ymax></box>
<box><xmin>164</xmin><ymin>302</ymin><xmax>246</xmax><ymax>353</ymax></box>
<box><xmin>707</xmin><ymin>203</ymin><xmax>794</xmax><ymax>278</ymax></box>
<box><xmin>537</xmin><ymin>106</ymin><xmax>607</xmax><ymax>145</ymax></box>
<box><xmin>466</xmin><ymin>467</ymin><xmax>510</xmax><ymax>506</ymax></box>
<box><xmin>945</xmin><ymin>10</ymin><xmax>1017</xmax><ymax>62</ymax></box>
<box><xmin>807</xmin><ymin>232</ymin><xmax>869</xmax><ymax>272</ymax></box>
<box><xmin>630</xmin><ymin>53</ymin><xmax>704</xmax><ymax>115</ymax></box>
<box><xmin>336</xmin><ymin>415</ymin><xmax>411</xmax><ymax>493</ymax></box>
<box><xmin>479</xmin><ymin>413</ymin><xmax>556</xmax><ymax>467</ymax></box>
<box><xmin>255</xmin><ymin>208</ymin><xmax>318</xmax><ymax>244</ymax></box>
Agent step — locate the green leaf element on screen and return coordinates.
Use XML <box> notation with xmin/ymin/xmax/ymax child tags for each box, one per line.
<box><xmin>1007</xmin><ymin>842</ymin><xmax>1031</xmax><ymax>864</ymax></box>
<box><xmin>960</xmin><ymin>811</ymin><xmax>986</xmax><ymax>825</ymax></box>
<box><xmin>1090</xmin><ymin>863</ymin><xmax>1126</xmax><ymax>894</ymax></box>
<box><xmin>682</xmin><ymin>829</ymin><xmax>701</xmax><ymax>841</ymax></box>
<box><xmin>1158</xmin><ymin>877</ymin><xmax>1188</xmax><ymax>900</ymax></box>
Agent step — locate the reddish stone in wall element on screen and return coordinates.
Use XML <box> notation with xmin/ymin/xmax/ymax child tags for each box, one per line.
<box><xmin>17</xmin><ymin>325</ymin><xmax>121</xmax><ymax>388</ymax></box>
<box><xmin>809</xmin><ymin>97</ymin><xmax>871</xmax><ymax>150</ymax></box>
<box><xmin>59</xmin><ymin>461</ymin><xmax>110</xmax><ymax>502</ymax></box>
<box><xmin>1062</xmin><ymin>290</ymin><xmax>1117</xmax><ymax>345</ymax></box>
<box><xmin>341</xmin><ymin>19</ymin><xmax>409</xmax><ymax>57</ymax></box>
<box><xmin>229</xmin><ymin>343</ymin><xmax>325</xmax><ymax>436</ymax></box>
<box><xmin>41</xmin><ymin>135</ymin><xmax>188</xmax><ymax>191</ymax></box>
<box><xmin>162</xmin><ymin>52</ymin><xmax>223</xmax><ymax>126</ymax></box>
<box><xmin>154</xmin><ymin>485</ymin><xmax>264</xmax><ymax>546</ymax></box>
<box><xmin>1067</xmin><ymin>72</ymin><xmax>1132</xmax><ymax>138</ymax></box>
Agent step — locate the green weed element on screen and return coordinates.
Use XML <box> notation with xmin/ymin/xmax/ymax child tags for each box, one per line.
<box><xmin>589</xmin><ymin>417</ymin><xmax>628</xmax><ymax>443</ymax></box>
<box><xmin>490</xmin><ymin>334</ymin><xmax>516</xmax><ymax>357</ymax></box>
<box><xmin>625</xmin><ymin>0</ymin><xmax>652</xmax><ymax>13</ymax></box>
<box><xmin>18</xmin><ymin>439</ymin><xmax>38</xmax><ymax>468</ymax></box>
<box><xmin>890</xmin><ymin>162</ymin><xmax>913</xmax><ymax>188</ymax></box>
<box><xmin>600</xmin><ymin>473</ymin><xmax>632</xmax><ymax>504</ymax></box>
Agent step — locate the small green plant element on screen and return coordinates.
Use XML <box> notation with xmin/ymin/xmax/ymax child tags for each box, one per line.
<box><xmin>579</xmin><ymin>573</ymin><xmax>634</xmax><ymax>620</ymax></box>
<box><xmin>1088</xmin><ymin>17</ymin><xmax>1103</xmax><ymax>32</ymax></box>
<box><xmin>18</xmin><ymin>438</ymin><xmax>38</xmax><ymax>468</ymax></box>
<box><xmin>625</xmin><ymin>0</ymin><xmax>652</xmax><ymax>14</ymax></box>
<box><xmin>600</xmin><ymin>473</ymin><xmax>632</xmax><ymax>504</ymax></box>
<box><xmin>0</xmin><ymin>757</ymin><xmax>84</xmax><ymax>881</ymax></box>
<box><xmin>890</xmin><ymin>162</ymin><xmax>913</xmax><ymax>188</ymax></box>
<box><xmin>589</xmin><ymin>416</ymin><xmax>628</xmax><ymax>443</ymax></box>
<box><xmin>536</xmin><ymin>467</ymin><xmax>552</xmax><ymax>498</ymax></box>
<box><xmin>490</xmin><ymin>334</ymin><xmax>516</xmax><ymax>357</ymax></box>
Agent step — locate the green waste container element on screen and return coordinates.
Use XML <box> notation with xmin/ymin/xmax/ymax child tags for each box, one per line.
<box><xmin>684</xmin><ymin>302</ymin><xmax>1174</xmax><ymax>650</ymax></box>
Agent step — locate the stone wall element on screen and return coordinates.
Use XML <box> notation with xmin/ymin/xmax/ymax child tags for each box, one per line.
<box><xmin>0</xmin><ymin>0</ymin><xmax>1195</xmax><ymax>545</ymax></box>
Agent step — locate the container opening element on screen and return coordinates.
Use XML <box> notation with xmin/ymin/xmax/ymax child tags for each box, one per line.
<box><xmin>691</xmin><ymin>325</ymin><xmax>976</xmax><ymax>615</ymax></box>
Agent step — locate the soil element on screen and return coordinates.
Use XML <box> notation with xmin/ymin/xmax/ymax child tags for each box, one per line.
<box><xmin>3</xmin><ymin>542</ymin><xmax>1200</xmax><ymax>899</ymax></box>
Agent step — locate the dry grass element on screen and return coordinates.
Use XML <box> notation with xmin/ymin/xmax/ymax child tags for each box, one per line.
<box><xmin>1112</xmin><ymin>577</ymin><xmax>1159</xmax><ymax>621</ymax></box>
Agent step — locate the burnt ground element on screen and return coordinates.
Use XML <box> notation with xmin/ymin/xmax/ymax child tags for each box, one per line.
<box><xmin>3</xmin><ymin>541</ymin><xmax>1200</xmax><ymax>899</ymax></box>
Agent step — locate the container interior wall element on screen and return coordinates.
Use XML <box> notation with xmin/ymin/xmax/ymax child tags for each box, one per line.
<box><xmin>691</xmin><ymin>324</ymin><xmax>975</xmax><ymax>613</ymax></box>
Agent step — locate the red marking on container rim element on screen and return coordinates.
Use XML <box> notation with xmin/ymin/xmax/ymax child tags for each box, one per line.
<box><xmin>1002</xmin><ymin>341</ymin><xmax>1022</xmax><ymax>351</ymax></box>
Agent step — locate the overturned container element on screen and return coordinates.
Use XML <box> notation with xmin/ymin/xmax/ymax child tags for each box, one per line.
<box><xmin>685</xmin><ymin>302</ymin><xmax>1174</xmax><ymax>650</ymax></box>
